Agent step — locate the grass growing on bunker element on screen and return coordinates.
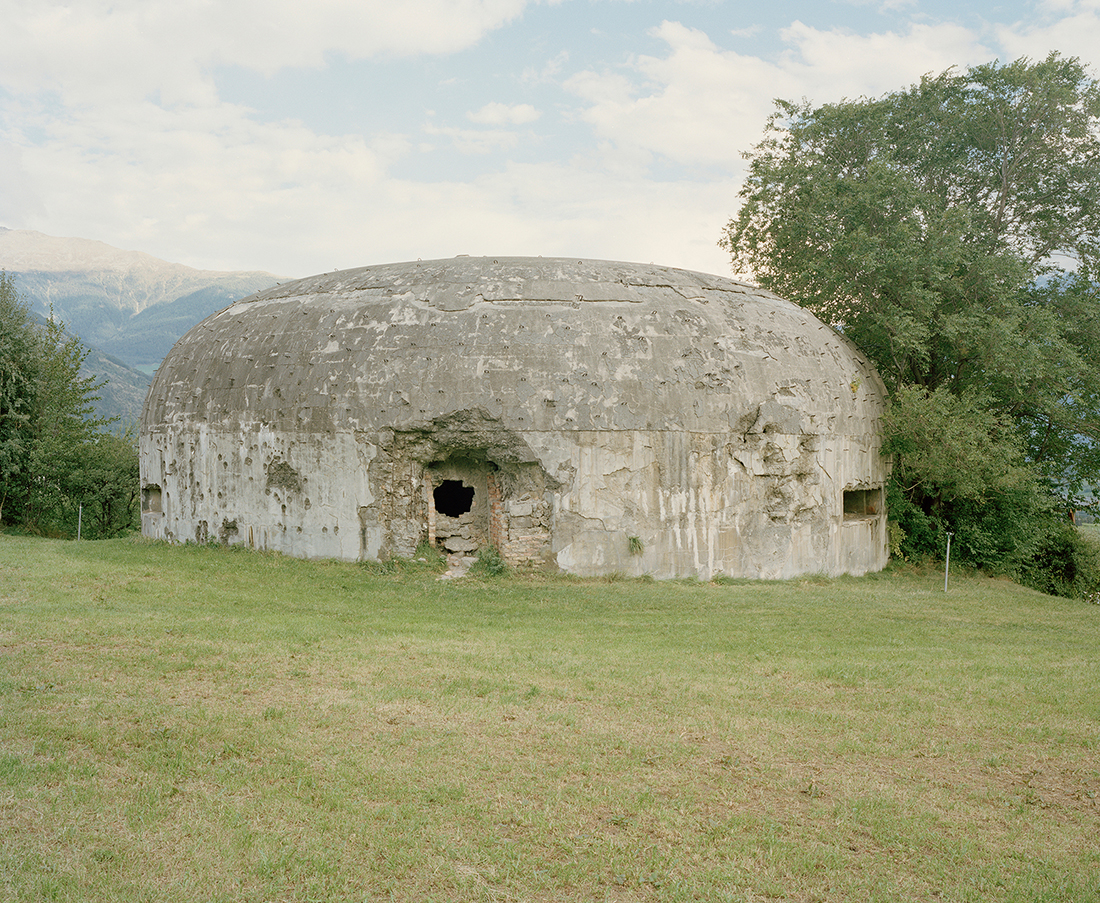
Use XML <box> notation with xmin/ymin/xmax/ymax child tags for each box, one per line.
<box><xmin>2</xmin><ymin>535</ymin><xmax>1099</xmax><ymax>902</ymax></box>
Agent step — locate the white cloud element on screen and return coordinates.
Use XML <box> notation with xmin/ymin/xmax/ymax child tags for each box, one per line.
<box><xmin>4</xmin><ymin>0</ymin><xmax>1099</xmax><ymax>287</ymax></box>
<box><xmin>11</xmin><ymin>93</ymin><xmax>739</xmax><ymax>277</ymax></box>
<box><xmin>6</xmin><ymin>96</ymin><xmax>404</xmax><ymax>271</ymax></box>
<box><xmin>1031</xmin><ymin>0</ymin><xmax>1095</xmax><ymax>12</ymax></box>
<box><xmin>0</xmin><ymin>139</ymin><xmax>45</xmax><ymax>224</ymax></box>
<box><xmin>994</xmin><ymin>1</ymin><xmax>1100</xmax><ymax>66</ymax></box>
<box><xmin>777</xmin><ymin>21</ymin><xmax>990</xmax><ymax>96</ymax></box>
<box><xmin>424</xmin><ymin>122</ymin><xmax>525</xmax><ymax>154</ymax></box>
<box><xmin>295</xmin><ymin>161</ymin><xmax>741</xmax><ymax>278</ymax></box>
<box><xmin>467</xmin><ymin>102</ymin><xmax>542</xmax><ymax>125</ymax></box>
<box><xmin>0</xmin><ymin>0</ymin><xmax>530</xmax><ymax>105</ymax></box>
<box><xmin>565</xmin><ymin>22</ymin><xmax>789</xmax><ymax>170</ymax></box>
<box><xmin>0</xmin><ymin>0</ymin><xmax>541</xmax><ymax>271</ymax></box>
<box><xmin>564</xmin><ymin>19</ymin><xmax>991</xmax><ymax>171</ymax></box>
<box><xmin>522</xmin><ymin>50</ymin><xmax>571</xmax><ymax>84</ymax></box>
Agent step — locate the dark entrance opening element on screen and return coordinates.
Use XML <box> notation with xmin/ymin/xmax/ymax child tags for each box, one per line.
<box><xmin>434</xmin><ymin>480</ymin><xmax>475</xmax><ymax>517</ymax></box>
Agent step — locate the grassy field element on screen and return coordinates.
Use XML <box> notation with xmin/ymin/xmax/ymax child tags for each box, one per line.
<box><xmin>1</xmin><ymin>535</ymin><xmax>1098</xmax><ymax>902</ymax></box>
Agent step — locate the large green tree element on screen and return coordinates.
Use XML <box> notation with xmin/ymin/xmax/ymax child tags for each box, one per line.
<box><xmin>0</xmin><ymin>272</ymin><xmax>139</xmax><ymax>537</ymax></box>
<box><xmin>0</xmin><ymin>272</ymin><xmax>37</xmax><ymax>523</ymax></box>
<box><xmin>721</xmin><ymin>54</ymin><xmax>1100</xmax><ymax>592</ymax></box>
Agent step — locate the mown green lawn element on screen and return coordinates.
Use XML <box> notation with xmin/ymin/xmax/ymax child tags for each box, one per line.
<box><xmin>1</xmin><ymin>535</ymin><xmax>1098</xmax><ymax>902</ymax></box>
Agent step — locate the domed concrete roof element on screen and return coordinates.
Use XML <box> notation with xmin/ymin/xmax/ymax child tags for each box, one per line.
<box><xmin>143</xmin><ymin>256</ymin><xmax>882</xmax><ymax>439</ymax></box>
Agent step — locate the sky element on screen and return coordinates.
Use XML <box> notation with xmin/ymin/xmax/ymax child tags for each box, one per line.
<box><xmin>2</xmin><ymin>0</ymin><xmax>1099</xmax><ymax>280</ymax></box>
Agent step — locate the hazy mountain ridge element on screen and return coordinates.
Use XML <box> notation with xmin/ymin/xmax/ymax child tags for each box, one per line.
<box><xmin>0</xmin><ymin>228</ymin><xmax>281</xmax><ymax>370</ymax></box>
<box><xmin>2</xmin><ymin>227</ymin><xmax>283</xmax><ymax>426</ymax></box>
<box><xmin>0</xmin><ymin>227</ymin><xmax>277</xmax><ymax>307</ymax></box>
<box><xmin>82</xmin><ymin>346</ymin><xmax>152</xmax><ymax>428</ymax></box>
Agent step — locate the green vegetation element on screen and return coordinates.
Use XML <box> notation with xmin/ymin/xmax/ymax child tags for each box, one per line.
<box><xmin>2</xmin><ymin>536</ymin><xmax>1098</xmax><ymax>901</ymax></box>
<box><xmin>0</xmin><ymin>272</ymin><xmax>138</xmax><ymax>538</ymax></box>
<box><xmin>469</xmin><ymin>543</ymin><xmax>508</xmax><ymax>577</ymax></box>
<box><xmin>722</xmin><ymin>54</ymin><xmax>1100</xmax><ymax>598</ymax></box>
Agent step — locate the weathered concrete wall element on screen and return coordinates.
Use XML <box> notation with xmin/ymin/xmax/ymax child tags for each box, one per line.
<box><xmin>140</xmin><ymin>417</ymin><xmax>885</xmax><ymax>578</ymax></box>
<box><xmin>141</xmin><ymin>257</ymin><xmax>889</xmax><ymax>578</ymax></box>
<box><xmin>530</xmin><ymin>420</ymin><xmax>885</xmax><ymax>580</ymax></box>
<box><xmin>141</xmin><ymin>424</ymin><xmax>377</xmax><ymax>560</ymax></box>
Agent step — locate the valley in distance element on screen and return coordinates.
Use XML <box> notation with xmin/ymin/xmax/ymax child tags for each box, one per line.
<box><xmin>0</xmin><ymin>227</ymin><xmax>282</xmax><ymax>426</ymax></box>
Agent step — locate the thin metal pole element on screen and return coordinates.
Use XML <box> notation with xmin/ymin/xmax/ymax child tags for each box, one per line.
<box><xmin>944</xmin><ymin>532</ymin><xmax>953</xmax><ymax>592</ymax></box>
<box><xmin>77</xmin><ymin>504</ymin><xmax>82</xmax><ymax>541</ymax></box>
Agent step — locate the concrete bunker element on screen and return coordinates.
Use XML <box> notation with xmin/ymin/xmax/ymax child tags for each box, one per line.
<box><xmin>140</xmin><ymin>256</ymin><xmax>890</xmax><ymax>579</ymax></box>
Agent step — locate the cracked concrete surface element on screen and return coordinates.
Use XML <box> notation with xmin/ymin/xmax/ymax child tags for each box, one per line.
<box><xmin>141</xmin><ymin>257</ymin><xmax>889</xmax><ymax>579</ymax></box>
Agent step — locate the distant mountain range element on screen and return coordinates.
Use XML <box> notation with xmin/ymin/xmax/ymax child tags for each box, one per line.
<box><xmin>0</xmin><ymin>228</ymin><xmax>282</xmax><ymax>425</ymax></box>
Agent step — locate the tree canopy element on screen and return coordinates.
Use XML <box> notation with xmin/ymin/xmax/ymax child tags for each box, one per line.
<box><xmin>721</xmin><ymin>53</ymin><xmax>1100</xmax><ymax>595</ymax></box>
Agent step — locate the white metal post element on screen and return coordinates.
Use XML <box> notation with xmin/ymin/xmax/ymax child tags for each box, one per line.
<box><xmin>944</xmin><ymin>532</ymin><xmax>953</xmax><ymax>592</ymax></box>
